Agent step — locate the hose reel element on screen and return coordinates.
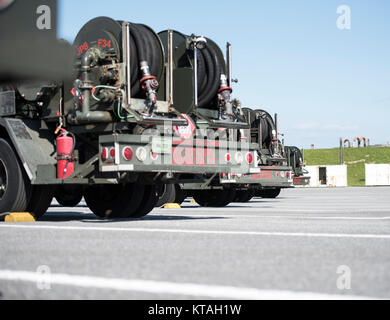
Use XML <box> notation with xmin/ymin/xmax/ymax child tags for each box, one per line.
<box><xmin>68</xmin><ymin>17</ymin><xmax>165</xmax><ymax>124</ymax></box>
<box><xmin>158</xmin><ymin>30</ymin><xmax>230</xmax><ymax>115</ymax></box>
<box><xmin>242</xmin><ymin>108</ymin><xmax>278</xmax><ymax>151</ymax></box>
<box><xmin>285</xmin><ymin>146</ymin><xmax>304</xmax><ymax>171</ymax></box>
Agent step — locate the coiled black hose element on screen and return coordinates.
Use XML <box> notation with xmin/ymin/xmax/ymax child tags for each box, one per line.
<box><xmin>243</xmin><ymin>108</ymin><xmax>275</xmax><ymax>147</ymax></box>
<box><xmin>128</xmin><ymin>23</ymin><xmax>160</xmax><ymax>98</ymax></box>
<box><xmin>285</xmin><ymin>146</ymin><xmax>303</xmax><ymax>169</ymax></box>
<box><xmin>192</xmin><ymin>43</ymin><xmax>222</xmax><ymax>108</ymax></box>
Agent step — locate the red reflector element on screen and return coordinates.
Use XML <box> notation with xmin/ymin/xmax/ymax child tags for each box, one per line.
<box><xmin>246</xmin><ymin>153</ymin><xmax>253</xmax><ymax>164</ymax></box>
<box><xmin>109</xmin><ymin>148</ymin><xmax>115</xmax><ymax>158</ymax></box>
<box><xmin>226</xmin><ymin>154</ymin><xmax>231</xmax><ymax>162</ymax></box>
<box><xmin>122</xmin><ymin>147</ymin><xmax>133</xmax><ymax>161</ymax></box>
<box><xmin>151</xmin><ymin>152</ymin><xmax>158</xmax><ymax>161</ymax></box>
<box><xmin>286</xmin><ymin>171</ymin><xmax>290</xmax><ymax>178</ymax></box>
<box><xmin>101</xmin><ymin>147</ymin><xmax>108</xmax><ymax>161</ymax></box>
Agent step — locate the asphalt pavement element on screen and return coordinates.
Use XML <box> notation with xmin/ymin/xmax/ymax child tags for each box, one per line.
<box><xmin>0</xmin><ymin>187</ymin><xmax>389</xmax><ymax>300</ymax></box>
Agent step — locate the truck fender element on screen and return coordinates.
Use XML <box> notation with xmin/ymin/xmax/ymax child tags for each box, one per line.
<box><xmin>0</xmin><ymin>117</ymin><xmax>56</xmax><ymax>182</ymax></box>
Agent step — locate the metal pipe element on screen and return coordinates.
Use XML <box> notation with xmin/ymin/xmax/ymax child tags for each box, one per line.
<box><xmin>259</xmin><ymin>115</ymin><xmax>263</xmax><ymax>149</ymax></box>
<box><xmin>81</xmin><ymin>53</ymin><xmax>94</xmax><ymax>114</ymax></box>
<box><xmin>274</xmin><ymin>113</ymin><xmax>278</xmax><ymax>140</ymax></box>
<box><xmin>122</xmin><ymin>21</ymin><xmax>131</xmax><ymax>107</ymax></box>
<box><xmin>168</xmin><ymin>30</ymin><xmax>173</xmax><ymax>106</ymax></box>
<box><xmin>71</xmin><ymin>49</ymin><xmax>114</xmax><ymax>125</ymax></box>
<box><xmin>194</xmin><ymin>45</ymin><xmax>198</xmax><ymax>108</ymax></box>
<box><xmin>226</xmin><ymin>42</ymin><xmax>231</xmax><ymax>87</ymax></box>
<box><xmin>67</xmin><ymin>111</ymin><xmax>113</xmax><ymax>125</ymax></box>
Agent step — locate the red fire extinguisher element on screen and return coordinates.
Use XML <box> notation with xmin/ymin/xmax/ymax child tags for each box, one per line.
<box><xmin>56</xmin><ymin>128</ymin><xmax>75</xmax><ymax>179</ymax></box>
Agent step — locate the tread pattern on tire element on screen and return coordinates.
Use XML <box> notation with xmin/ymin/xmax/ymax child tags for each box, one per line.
<box><xmin>193</xmin><ymin>188</ymin><xmax>235</xmax><ymax>207</ymax></box>
<box><xmin>174</xmin><ymin>184</ymin><xmax>187</xmax><ymax>205</ymax></box>
<box><xmin>84</xmin><ymin>183</ymin><xmax>145</xmax><ymax>219</ymax></box>
<box><xmin>0</xmin><ymin>138</ymin><xmax>31</xmax><ymax>213</ymax></box>
<box><xmin>256</xmin><ymin>188</ymin><xmax>281</xmax><ymax>199</ymax></box>
<box><xmin>54</xmin><ymin>186</ymin><xmax>83</xmax><ymax>207</ymax></box>
<box><xmin>155</xmin><ymin>184</ymin><xmax>176</xmax><ymax>208</ymax></box>
<box><xmin>234</xmin><ymin>190</ymin><xmax>254</xmax><ymax>203</ymax></box>
<box><xmin>27</xmin><ymin>186</ymin><xmax>54</xmax><ymax>219</ymax></box>
<box><xmin>132</xmin><ymin>185</ymin><xmax>159</xmax><ymax>218</ymax></box>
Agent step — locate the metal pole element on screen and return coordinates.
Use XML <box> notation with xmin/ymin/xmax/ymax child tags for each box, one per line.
<box><xmin>258</xmin><ymin>115</ymin><xmax>263</xmax><ymax>149</ymax></box>
<box><xmin>274</xmin><ymin>113</ymin><xmax>278</xmax><ymax>139</ymax></box>
<box><xmin>339</xmin><ymin>137</ymin><xmax>343</xmax><ymax>164</ymax></box>
<box><xmin>167</xmin><ymin>30</ymin><xmax>173</xmax><ymax>106</ymax></box>
<box><xmin>122</xmin><ymin>22</ymin><xmax>131</xmax><ymax>107</ymax></box>
<box><xmin>226</xmin><ymin>42</ymin><xmax>231</xmax><ymax>87</ymax></box>
<box><xmin>194</xmin><ymin>45</ymin><xmax>198</xmax><ymax>108</ymax></box>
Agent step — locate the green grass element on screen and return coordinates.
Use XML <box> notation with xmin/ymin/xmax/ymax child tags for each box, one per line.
<box><xmin>303</xmin><ymin>146</ymin><xmax>390</xmax><ymax>186</ymax></box>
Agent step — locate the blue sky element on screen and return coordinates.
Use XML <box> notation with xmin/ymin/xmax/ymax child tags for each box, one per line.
<box><xmin>58</xmin><ymin>0</ymin><xmax>390</xmax><ymax>149</ymax></box>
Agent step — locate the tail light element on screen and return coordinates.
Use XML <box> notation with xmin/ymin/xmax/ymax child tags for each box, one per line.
<box><xmin>246</xmin><ymin>152</ymin><xmax>253</xmax><ymax>164</ymax></box>
<box><xmin>225</xmin><ymin>153</ymin><xmax>231</xmax><ymax>162</ymax></box>
<box><xmin>101</xmin><ymin>147</ymin><xmax>108</xmax><ymax>161</ymax></box>
<box><xmin>136</xmin><ymin>147</ymin><xmax>147</xmax><ymax>162</ymax></box>
<box><xmin>151</xmin><ymin>152</ymin><xmax>158</xmax><ymax>161</ymax></box>
<box><xmin>235</xmin><ymin>152</ymin><xmax>243</xmax><ymax>164</ymax></box>
<box><xmin>122</xmin><ymin>146</ymin><xmax>133</xmax><ymax>161</ymax></box>
<box><xmin>109</xmin><ymin>147</ymin><xmax>115</xmax><ymax>158</ymax></box>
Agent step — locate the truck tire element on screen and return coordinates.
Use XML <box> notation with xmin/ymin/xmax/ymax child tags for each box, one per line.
<box><xmin>27</xmin><ymin>186</ymin><xmax>54</xmax><ymax>219</ymax></box>
<box><xmin>193</xmin><ymin>188</ymin><xmax>235</xmax><ymax>207</ymax></box>
<box><xmin>234</xmin><ymin>190</ymin><xmax>254</xmax><ymax>203</ymax></box>
<box><xmin>132</xmin><ymin>185</ymin><xmax>159</xmax><ymax>218</ymax></box>
<box><xmin>54</xmin><ymin>185</ymin><xmax>83</xmax><ymax>207</ymax></box>
<box><xmin>0</xmin><ymin>138</ymin><xmax>31</xmax><ymax>213</ymax></box>
<box><xmin>256</xmin><ymin>188</ymin><xmax>281</xmax><ymax>199</ymax></box>
<box><xmin>154</xmin><ymin>184</ymin><xmax>176</xmax><ymax>207</ymax></box>
<box><xmin>174</xmin><ymin>184</ymin><xmax>187</xmax><ymax>205</ymax></box>
<box><xmin>84</xmin><ymin>183</ymin><xmax>145</xmax><ymax>219</ymax></box>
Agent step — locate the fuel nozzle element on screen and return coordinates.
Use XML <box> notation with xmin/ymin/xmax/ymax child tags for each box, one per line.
<box><xmin>139</xmin><ymin>61</ymin><xmax>159</xmax><ymax>114</ymax></box>
<box><xmin>218</xmin><ymin>74</ymin><xmax>234</xmax><ymax>119</ymax></box>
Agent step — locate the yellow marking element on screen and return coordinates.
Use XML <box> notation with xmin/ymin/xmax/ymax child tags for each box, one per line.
<box><xmin>163</xmin><ymin>203</ymin><xmax>181</xmax><ymax>209</ymax></box>
<box><xmin>5</xmin><ymin>212</ymin><xmax>35</xmax><ymax>223</ymax></box>
<box><xmin>190</xmin><ymin>199</ymin><xmax>196</xmax><ymax>203</ymax></box>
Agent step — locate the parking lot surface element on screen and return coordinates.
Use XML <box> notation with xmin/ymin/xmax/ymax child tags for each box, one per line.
<box><xmin>0</xmin><ymin>187</ymin><xmax>389</xmax><ymax>299</ymax></box>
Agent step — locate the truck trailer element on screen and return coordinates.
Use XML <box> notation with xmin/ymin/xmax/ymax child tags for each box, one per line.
<box><xmin>0</xmin><ymin>16</ymin><xmax>303</xmax><ymax>218</ymax></box>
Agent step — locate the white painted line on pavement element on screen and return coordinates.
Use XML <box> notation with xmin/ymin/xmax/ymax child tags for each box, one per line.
<box><xmin>0</xmin><ymin>269</ymin><xmax>376</xmax><ymax>300</ymax></box>
<box><xmin>151</xmin><ymin>212</ymin><xmax>390</xmax><ymax>220</ymax></box>
<box><xmin>162</xmin><ymin>207</ymin><xmax>390</xmax><ymax>213</ymax></box>
<box><xmin>1</xmin><ymin>224</ymin><xmax>390</xmax><ymax>239</ymax></box>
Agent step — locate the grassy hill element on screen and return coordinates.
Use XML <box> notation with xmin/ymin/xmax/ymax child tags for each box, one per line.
<box><xmin>303</xmin><ymin>146</ymin><xmax>390</xmax><ymax>186</ymax></box>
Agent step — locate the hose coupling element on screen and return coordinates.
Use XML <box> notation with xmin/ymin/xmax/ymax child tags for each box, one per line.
<box><xmin>139</xmin><ymin>61</ymin><xmax>159</xmax><ymax>113</ymax></box>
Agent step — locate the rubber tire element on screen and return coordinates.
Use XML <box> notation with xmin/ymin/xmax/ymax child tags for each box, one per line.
<box><xmin>174</xmin><ymin>184</ymin><xmax>187</xmax><ymax>205</ymax></box>
<box><xmin>154</xmin><ymin>184</ymin><xmax>176</xmax><ymax>208</ymax></box>
<box><xmin>27</xmin><ymin>186</ymin><xmax>54</xmax><ymax>219</ymax></box>
<box><xmin>54</xmin><ymin>185</ymin><xmax>83</xmax><ymax>207</ymax></box>
<box><xmin>257</xmin><ymin>188</ymin><xmax>281</xmax><ymax>199</ymax></box>
<box><xmin>132</xmin><ymin>185</ymin><xmax>159</xmax><ymax>218</ymax></box>
<box><xmin>84</xmin><ymin>183</ymin><xmax>145</xmax><ymax>219</ymax></box>
<box><xmin>234</xmin><ymin>190</ymin><xmax>254</xmax><ymax>203</ymax></box>
<box><xmin>193</xmin><ymin>188</ymin><xmax>236</xmax><ymax>207</ymax></box>
<box><xmin>0</xmin><ymin>138</ymin><xmax>31</xmax><ymax>213</ymax></box>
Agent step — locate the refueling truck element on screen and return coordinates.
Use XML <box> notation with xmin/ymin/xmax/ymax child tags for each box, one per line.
<box><xmin>156</xmin><ymin>109</ymin><xmax>301</xmax><ymax>206</ymax></box>
<box><xmin>0</xmin><ymin>16</ymin><xmax>304</xmax><ymax>218</ymax></box>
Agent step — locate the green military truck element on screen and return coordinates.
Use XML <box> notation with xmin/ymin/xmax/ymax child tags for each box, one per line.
<box><xmin>0</xmin><ymin>14</ymin><xmax>302</xmax><ymax>218</ymax></box>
